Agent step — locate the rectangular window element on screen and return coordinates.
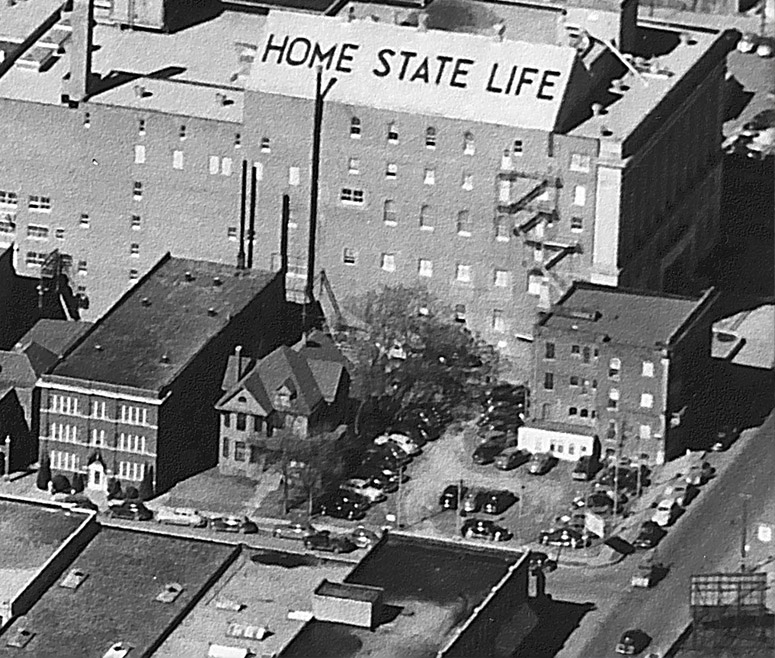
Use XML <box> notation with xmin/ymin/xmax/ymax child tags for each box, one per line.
<box><xmin>494</xmin><ymin>269</ymin><xmax>511</xmax><ymax>287</ymax></box>
<box><xmin>425</xmin><ymin>127</ymin><xmax>437</xmax><ymax>148</ymax></box>
<box><xmin>133</xmin><ymin>182</ymin><xmax>143</xmax><ymax>200</ymax></box>
<box><xmin>583</xmin><ymin>346</ymin><xmax>591</xmax><ymax>363</ymax></box>
<box><xmin>383</xmin><ymin>200</ymin><xmax>396</xmax><ymax>225</ymax></box>
<box><xmin>462</xmin><ymin>172</ymin><xmax>473</xmax><ymax>191</ymax></box>
<box><xmin>178</xmin><ymin>125</ymin><xmax>187</xmax><ymax>140</ymax></box>
<box><xmin>527</xmin><ymin>272</ymin><xmax>543</xmax><ymax>296</ymax></box>
<box><xmin>607</xmin><ymin>388</ymin><xmax>619</xmax><ymax>410</ymax></box>
<box><xmin>348</xmin><ymin>158</ymin><xmax>360</xmax><ymax>174</ymax></box>
<box><xmin>609</xmin><ymin>358</ymin><xmax>621</xmax><ymax>379</ymax></box>
<box><xmin>234</xmin><ymin>133</ymin><xmax>242</xmax><ymax>148</ymax></box>
<box><xmin>261</xmin><ymin>137</ymin><xmax>271</xmax><ymax>152</ymax></box>
<box><xmin>91</xmin><ymin>429</ymin><xmax>105</xmax><ymax>446</ymax></box>
<box><xmin>28</xmin><ymin>195</ymin><xmax>52</xmax><ymax>212</ymax></box>
<box><xmin>0</xmin><ymin>215</ymin><xmax>15</xmax><ymax>235</ymax></box>
<box><xmin>0</xmin><ymin>191</ymin><xmax>19</xmax><ymax>208</ymax></box>
<box><xmin>569</xmin><ymin>376</ymin><xmax>579</xmax><ymax>386</ymax></box>
<box><xmin>288</xmin><ymin>166</ymin><xmax>300</xmax><ymax>185</ymax></box>
<box><xmin>119</xmin><ymin>461</ymin><xmax>145</xmax><ymax>481</ymax></box>
<box><xmin>640</xmin><ymin>392</ymin><xmax>654</xmax><ymax>409</ymax></box>
<box><xmin>340</xmin><ymin>188</ymin><xmax>364</xmax><ymax>205</ymax></box>
<box><xmin>130</xmin><ymin>243</ymin><xmax>139</xmax><ymax>257</ymax></box>
<box><xmin>223</xmin><ymin>412</ymin><xmax>231</xmax><ymax>428</ymax></box>
<box><xmin>495</xmin><ymin>215</ymin><xmax>510</xmax><ymax>241</ymax></box>
<box><xmin>387</xmin><ymin>123</ymin><xmax>398</xmax><ymax>143</ymax></box>
<box><xmin>457</xmin><ymin>210</ymin><xmax>472</xmax><ymax>236</ymax></box>
<box><xmin>381</xmin><ymin>253</ymin><xmax>395</xmax><ymax>272</ymax></box>
<box><xmin>498</xmin><ymin>180</ymin><xmax>511</xmax><ymax>203</ymax></box>
<box><xmin>642</xmin><ymin>361</ymin><xmax>654</xmax><ymax>377</ymax></box>
<box><xmin>135</xmin><ymin>145</ymin><xmax>146</xmax><ymax>164</ymax></box>
<box><xmin>234</xmin><ymin>442</ymin><xmax>247</xmax><ymax>462</ymax></box>
<box><xmin>544</xmin><ymin>372</ymin><xmax>554</xmax><ymax>390</ymax></box>
<box><xmin>78</xmin><ymin>260</ymin><xmax>88</xmax><ymax>275</ymax></box>
<box><xmin>386</xmin><ymin>163</ymin><xmax>398</xmax><ymax>179</ymax></box>
<box><xmin>454</xmin><ymin>304</ymin><xmax>466</xmax><ymax>322</ymax></box>
<box><xmin>91</xmin><ymin>400</ymin><xmax>106</xmax><ymax>418</ymax></box>
<box><xmin>349</xmin><ymin>118</ymin><xmax>361</xmax><ymax>138</ymax></box>
<box><xmin>80</xmin><ymin>213</ymin><xmax>90</xmax><ymax>228</ymax></box>
<box><xmin>639</xmin><ymin>424</ymin><xmax>652</xmax><ymax>440</ymax></box>
<box><xmin>573</xmin><ymin>185</ymin><xmax>587</xmax><ymax>206</ymax></box>
<box><xmin>419</xmin><ymin>205</ymin><xmax>433</xmax><ymax>230</ymax></box>
<box><xmin>50</xmin><ymin>394</ymin><xmax>79</xmax><ymax>415</ymax></box>
<box><xmin>227</xmin><ymin>227</ymin><xmax>237</xmax><ymax>241</ymax></box>
<box><xmin>236</xmin><ymin>413</ymin><xmax>247</xmax><ymax>431</ymax></box>
<box><xmin>545</xmin><ymin>342</ymin><xmax>555</xmax><ymax>359</ymax></box>
<box><xmin>55</xmin><ymin>228</ymin><xmax>65</xmax><ymax>240</ymax></box>
<box><xmin>51</xmin><ymin>450</ymin><xmax>79</xmax><ymax>472</ymax></box>
<box><xmin>129</xmin><ymin>268</ymin><xmax>138</xmax><ymax>281</ymax></box>
<box><xmin>570</xmin><ymin>153</ymin><xmax>591</xmax><ymax>173</ymax></box>
<box><xmin>119</xmin><ymin>405</ymin><xmax>148</xmax><ymax>426</ymax></box>
<box><xmin>571</xmin><ymin>216</ymin><xmax>583</xmax><ymax>232</ymax></box>
<box><xmin>455</xmin><ymin>264</ymin><xmax>471</xmax><ymax>282</ymax></box>
<box><xmin>571</xmin><ymin>345</ymin><xmax>580</xmax><ymax>355</ymax></box>
<box><xmin>222</xmin><ymin>437</ymin><xmax>230</xmax><ymax>459</ymax></box>
<box><xmin>27</xmin><ymin>224</ymin><xmax>49</xmax><ymax>240</ymax></box>
<box><xmin>172</xmin><ymin>150</ymin><xmax>183</xmax><ymax>169</ymax></box>
<box><xmin>533</xmin><ymin>245</ymin><xmax>543</xmax><ymax>263</ymax></box>
<box><xmin>221</xmin><ymin>157</ymin><xmax>232</xmax><ymax>176</ymax></box>
<box><xmin>568</xmin><ymin>407</ymin><xmax>578</xmax><ymax>416</ymax></box>
<box><xmin>463</xmin><ymin>132</ymin><xmax>475</xmax><ymax>155</ymax></box>
<box><xmin>131</xmin><ymin>215</ymin><xmax>141</xmax><ymax>230</ymax></box>
<box><xmin>138</xmin><ymin>119</ymin><xmax>146</xmax><ymax>136</ymax></box>
<box><xmin>209</xmin><ymin>156</ymin><xmax>220</xmax><ymax>175</ymax></box>
<box><xmin>513</xmin><ymin>139</ymin><xmax>524</xmax><ymax>155</ymax></box>
<box><xmin>492</xmin><ymin>309</ymin><xmax>505</xmax><ymax>332</ymax></box>
<box><xmin>418</xmin><ymin>259</ymin><xmax>433</xmax><ymax>277</ymax></box>
<box><xmin>343</xmin><ymin>248</ymin><xmax>357</xmax><ymax>265</ymax></box>
<box><xmin>424</xmin><ymin>168</ymin><xmax>435</xmax><ymax>185</ymax></box>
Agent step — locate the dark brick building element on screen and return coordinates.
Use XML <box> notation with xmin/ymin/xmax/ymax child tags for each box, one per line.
<box><xmin>521</xmin><ymin>282</ymin><xmax>719</xmax><ymax>465</ymax></box>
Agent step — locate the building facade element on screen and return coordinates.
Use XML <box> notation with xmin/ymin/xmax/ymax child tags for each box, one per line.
<box><xmin>522</xmin><ymin>282</ymin><xmax>718</xmax><ymax>465</ymax></box>
<box><xmin>37</xmin><ymin>254</ymin><xmax>286</xmax><ymax>495</ymax></box>
<box><xmin>0</xmin><ymin>0</ymin><xmax>735</xmax><ymax>371</ymax></box>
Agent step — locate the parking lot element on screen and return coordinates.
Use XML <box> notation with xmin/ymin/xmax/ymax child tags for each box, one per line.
<box><xmin>356</xmin><ymin>420</ymin><xmax>589</xmax><ymax>546</ymax></box>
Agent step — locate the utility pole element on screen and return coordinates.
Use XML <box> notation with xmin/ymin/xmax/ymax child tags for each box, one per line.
<box><xmin>740</xmin><ymin>493</ymin><xmax>752</xmax><ymax>571</ymax></box>
<box><xmin>635</xmin><ymin>430</ymin><xmax>643</xmax><ymax>499</ymax></box>
<box><xmin>306</xmin><ymin>65</ymin><xmax>337</xmax><ymax>303</ymax></box>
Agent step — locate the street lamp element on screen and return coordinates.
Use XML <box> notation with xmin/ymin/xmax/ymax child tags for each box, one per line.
<box><xmin>3</xmin><ymin>435</ymin><xmax>10</xmax><ymax>481</ymax></box>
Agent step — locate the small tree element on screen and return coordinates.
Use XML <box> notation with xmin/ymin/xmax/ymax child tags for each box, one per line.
<box><xmin>107</xmin><ymin>477</ymin><xmax>122</xmax><ymax>499</ymax></box>
<box><xmin>36</xmin><ymin>453</ymin><xmax>51</xmax><ymax>491</ymax></box>
<box><xmin>71</xmin><ymin>472</ymin><xmax>85</xmax><ymax>493</ymax></box>
<box><xmin>51</xmin><ymin>474</ymin><xmax>71</xmax><ymax>494</ymax></box>
<box><xmin>138</xmin><ymin>466</ymin><xmax>154</xmax><ymax>501</ymax></box>
<box><xmin>124</xmin><ymin>485</ymin><xmax>139</xmax><ymax>500</ymax></box>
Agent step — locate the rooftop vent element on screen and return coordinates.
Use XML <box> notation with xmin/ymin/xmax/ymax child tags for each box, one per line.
<box><xmin>155</xmin><ymin>582</ymin><xmax>184</xmax><ymax>604</ymax></box>
<box><xmin>600</xmin><ymin>126</ymin><xmax>614</xmax><ymax>137</ymax></box>
<box><xmin>103</xmin><ymin>642</ymin><xmax>134</xmax><ymax>658</ymax></box>
<box><xmin>160</xmin><ymin>354</ymin><xmax>170</xmax><ymax>364</ymax></box>
<box><xmin>141</xmin><ymin>297</ymin><xmax>151</xmax><ymax>307</ymax></box>
<box><xmin>213</xmin><ymin>276</ymin><xmax>222</xmax><ymax>287</ymax></box>
<box><xmin>215</xmin><ymin>92</ymin><xmax>231</xmax><ymax>106</ymax></box>
<box><xmin>679</xmin><ymin>32</ymin><xmax>697</xmax><ymax>46</ymax></box>
<box><xmin>5</xmin><ymin>619</ymin><xmax>34</xmax><ymax>649</ymax></box>
<box><xmin>610</xmin><ymin>78</ymin><xmax>629</xmax><ymax>94</ymax></box>
<box><xmin>417</xmin><ymin>12</ymin><xmax>429</xmax><ymax>32</ymax></box>
<box><xmin>313</xmin><ymin>580</ymin><xmax>384</xmax><ymax>629</ymax></box>
<box><xmin>493</xmin><ymin>23</ymin><xmax>506</xmax><ymax>42</ymax></box>
<box><xmin>207</xmin><ymin>307</ymin><xmax>218</xmax><ymax>317</ymax></box>
<box><xmin>591</xmin><ymin>102</ymin><xmax>604</xmax><ymax>116</ymax></box>
<box><xmin>558</xmin><ymin>307</ymin><xmax>602</xmax><ymax>322</ymax></box>
<box><xmin>60</xmin><ymin>568</ymin><xmax>88</xmax><ymax>590</ymax></box>
<box><xmin>133</xmin><ymin>84</ymin><xmax>146</xmax><ymax>99</ymax></box>
<box><xmin>184</xmin><ymin>271</ymin><xmax>194</xmax><ymax>282</ymax></box>
<box><xmin>94</xmin><ymin>344</ymin><xmax>103</xmax><ymax>351</ymax></box>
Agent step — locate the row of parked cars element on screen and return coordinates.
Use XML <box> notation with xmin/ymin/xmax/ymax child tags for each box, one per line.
<box><xmin>438</xmin><ymin>483</ymin><xmax>518</xmax><ymax>542</ymax></box>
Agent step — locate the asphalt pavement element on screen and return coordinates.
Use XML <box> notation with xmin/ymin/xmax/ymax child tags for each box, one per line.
<box><xmin>551</xmin><ymin>407</ymin><xmax>775</xmax><ymax>658</ymax></box>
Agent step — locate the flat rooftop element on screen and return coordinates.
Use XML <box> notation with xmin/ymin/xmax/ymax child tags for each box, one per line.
<box><xmin>281</xmin><ymin>533</ymin><xmax>524</xmax><ymax>658</ymax></box>
<box><xmin>712</xmin><ymin>304</ymin><xmax>775</xmax><ymax>369</ymax></box>
<box><xmin>540</xmin><ymin>281</ymin><xmax>705</xmax><ymax>347</ymax></box>
<box><xmin>47</xmin><ymin>254</ymin><xmax>277</xmax><ymax>393</ymax></box>
<box><xmin>0</xmin><ymin>498</ymin><xmax>89</xmax><ymax>611</ymax></box>
<box><xmin>0</xmin><ymin>527</ymin><xmax>237</xmax><ymax>658</ymax></box>
<box><xmin>155</xmin><ymin>548</ymin><xmax>353</xmax><ymax>658</ymax></box>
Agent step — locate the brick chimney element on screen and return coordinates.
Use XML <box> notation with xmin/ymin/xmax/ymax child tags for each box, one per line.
<box><xmin>63</xmin><ymin>0</ymin><xmax>94</xmax><ymax>106</ymax></box>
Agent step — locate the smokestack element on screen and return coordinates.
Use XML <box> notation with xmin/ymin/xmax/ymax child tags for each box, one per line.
<box><xmin>235</xmin><ymin>345</ymin><xmax>244</xmax><ymax>379</ymax></box>
<box><xmin>238</xmin><ymin>160</ymin><xmax>247</xmax><ymax>269</ymax></box>
<box><xmin>248</xmin><ymin>164</ymin><xmax>257</xmax><ymax>269</ymax></box>
<box><xmin>63</xmin><ymin>0</ymin><xmax>94</xmax><ymax>106</ymax></box>
<box><xmin>281</xmin><ymin>194</ymin><xmax>290</xmax><ymax>300</ymax></box>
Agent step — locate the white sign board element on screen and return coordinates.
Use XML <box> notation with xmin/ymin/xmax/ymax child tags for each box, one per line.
<box><xmin>249</xmin><ymin>12</ymin><xmax>584</xmax><ymax>131</ymax></box>
<box><xmin>758</xmin><ymin>524</ymin><xmax>772</xmax><ymax>543</ymax></box>
<box><xmin>585</xmin><ymin>511</ymin><xmax>605</xmax><ymax>539</ymax></box>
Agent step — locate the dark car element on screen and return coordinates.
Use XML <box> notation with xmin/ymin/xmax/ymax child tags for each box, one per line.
<box><xmin>61</xmin><ymin>494</ymin><xmax>100</xmax><ymax>512</ymax></box>
<box><xmin>712</xmin><ymin>424</ymin><xmax>739</xmax><ymax>452</ymax></box>
<box><xmin>539</xmin><ymin>527</ymin><xmax>590</xmax><ymax>549</ymax></box>
<box><xmin>528</xmin><ymin>551</ymin><xmax>558</xmax><ymax>574</ymax></box>
<box><xmin>615</xmin><ymin>628</ymin><xmax>650</xmax><ymax>655</ymax></box>
<box><xmin>460</xmin><ymin>489</ymin><xmax>488</xmax><ymax>515</ymax></box>
<box><xmin>482</xmin><ymin>490</ymin><xmax>517</xmax><ymax>515</ymax></box>
<box><xmin>304</xmin><ymin>530</ymin><xmax>357</xmax><ymax>554</ymax></box>
<box><xmin>494</xmin><ymin>447</ymin><xmax>530</xmax><ymax>471</ymax></box>
<box><xmin>362</xmin><ymin>473</ymin><xmax>400</xmax><ymax>493</ymax></box>
<box><xmin>108</xmin><ymin>501</ymin><xmax>153</xmax><ymax>522</ymax></box>
<box><xmin>527</xmin><ymin>453</ymin><xmax>557</xmax><ymax>475</ymax></box>
<box><xmin>211</xmin><ymin>515</ymin><xmax>259</xmax><ymax>534</ymax></box>
<box><xmin>366</xmin><ymin>444</ymin><xmax>411</xmax><ymax>465</ymax></box>
<box><xmin>571</xmin><ymin>456</ymin><xmax>600</xmax><ymax>481</ymax></box>
<box><xmin>585</xmin><ymin>491</ymin><xmax>617</xmax><ymax>514</ymax></box>
<box><xmin>439</xmin><ymin>484</ymin><xmax>469</xmax><ymax>510</ymax></box>
<box><xmin>633</xmin><ymin>520</ymin><xmax>666</xmax><ymax>550</ymax></box>
<box><xmin>461</xmin><ymin>518</ymin><xmax>512</xmax><ymax>542</ymax></box>
<box><xmin>472</xmin><ymin>439</ymin><xmax>508</xmax><ymax>465</ymax></box>
<box><xmin>313</xmin><ymin>493</ymin><xmax>367</xmax><ymax>520</ymax></box>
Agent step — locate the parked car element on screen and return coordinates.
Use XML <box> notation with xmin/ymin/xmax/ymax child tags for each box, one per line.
<box><xmin>494</xmin><ymin>447</ymin><xmax>530</xmax><ymax>471</ymax></box>
<box><xmin>571</xmin><ymin>456</ymin><xmax>600</xmax><ymax>481</ymax></box>
<box><xmin>528</xmin><ymin>453</ymin><xmax>557</xmax><ymax>475</ymax></box>
<box><xmin>340</xmin><ymin>478</ymin><xmax>388</xmax><ymax>503</ymax></box>
<box><xmin>304</xmin><ymin>530</ymin><xmax>357</xmax><ymax>554</ymax></box>
<box><xmin>482</xmin><ymin>490</ymin><xmax>518</xmax><ymax>515</ymax></box>
<box><xmin>555</xmin><ymin>511</ymin><xmax>587</xmax><ymax>533</ymax></box>
<box><xmin>472</xmin><ymin>439</ymin><xmax>508</xmax><ymax>465</ymax></box>
<box><xmin>108</xmin><ymin>501</ymin><xmax>153</xmax><ymax>522</ymax></box>
<box><xmin>712</xmin><ymin>424</ymin><xmax>739</xmax><ymax>452</ymax></box>
<box><xmin>313</xmin><ymin>492</ymin><xmax>368</xmax><ymax>519</ymax></box>
<box><xmin>366</xmin><ymin>444</ymin><xmax>411</xmax><ymax>465</ymax></box>
<box><xmin>272</xmin><ymin>521</ymin><xmax>319</xmax><ymax>541</ymax></box>
<box><xmin>362</xmin><ymin>472</ymin><xmax>400</xmax><ymax>493</ymax></box>
<box><xmin>461</xmin><ymin>489</ymin><xmax>488</xmax><ymax>515</ymax></box>
<box><xmin>528</xmin><ymin>551</ymin><xmax>558</xmax><ymax>574</ymax></box>
<box><xmin>61</xmin><ymin>494</ymin><xmax>99</xmax><ymax>512</ymax></box>
<box><xmin>666</xmin><ymin>482</ymin><xmax>699</xmax><ymax>507</ymax></box>
<box><xmin>461</xmin><ymin>518</ymin><xmax>512</xmax><ymax>542</ymax></box>
<box><xmin>387</xmin><ymin>423</ymin><xmax>429</xmax><ymax>448</ymax></box>
<box><xmin>374</xmin><ymin>433</ymin><xmax>420</xmax><ymax>455</ymax></box>
<box><xmin>685</xmin><ymin>462</ymin><xmax>714</xmax><ymax>486</ymax></box>
<box><xmin>210</xmin><ymin>515</ymin><xmax>258</xmax><ymax>534</ymax></box>
<box><xmin>349</xmin><ymin>526</ymin><xmax>380</xmax><ymax>549</ymax></box>
<box><xmin>633</xmin><ymin>520</ymin><xmax>665</xmax><ymax>550</ymax></box>
<box><xmin>615</xmin><ymin>628</ymin><xmax>650</xmax><ymax>655</ymax></box>
<box><xmin>651</xmin><ymin>498</ymin><xmax>681</xmax><ymax>527</ymax></box>
<box><xmin>539</xmin><ymin>527</ymin><xmax>590</xmax><ymax>549</ymax></box>
<box><xmin>156</xmin><ymin>507</ymin><xmax>207</xmax><ymax>528</ymax></box>
<box><xmin>439</xmin><ymin>484</ymin><xmax>468</xmax><ymax>510</ymax></box>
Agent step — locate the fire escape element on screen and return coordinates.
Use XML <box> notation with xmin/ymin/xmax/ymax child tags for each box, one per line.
<box><xmin>38</xmin><ymin>249</ymin><xmax>86</xmax><ymax>318</ymax></box>
<box><xmin>497</xmin><ymin>160</ymin><xmax>582</xmax><ymax>308</ymax></box>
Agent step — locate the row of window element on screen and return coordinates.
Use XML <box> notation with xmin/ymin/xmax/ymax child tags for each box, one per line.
<box><xmin>85</xmin><ymin>114</ymin><xmax>242</xmax><ymax>148</ymax></box>
<box><xmin>51</xmin><ymin>449</ymin><xmax>146</xmax><ymax>480</ymax></box>
<box><xmin>544</xmin><ymin>344</ymin><xmax>656</xmax><ymax>379</ymax></box>
<box><xmin>47</xmin><ymin>425</ymin><xmax>148</xmax><ymax>453</ymax></box>
<box><xmin>132</xmin><ymin>145</ymin><xmax>235</xmax><ymax>177</ymax></box>
<box><xmin>543</xmin><ymin>373</ymin><xmax>655</xmax><ymax>409</ymax></box>
<box><xmin>0</xmin><ymin>192</ymin><xmax>51</xmax><ymax>212</ymax></box>
<box><xmin>12</xmin><ymin>213</ymin><xmax>143</xmax><ymax>233</ymax></box>
<box><xmin>222</xmin><ymin>412</ymin><xmax>274</xmax><ymax>435</ymax></box>
<box><xmin>48</xmin><ymin>396</ymin><xmax>150</xmax><ymax>425</ymax></box>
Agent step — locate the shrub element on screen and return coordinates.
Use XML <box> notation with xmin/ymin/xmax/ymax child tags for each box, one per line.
<box><xmin>51</xmin><ymin>474</ymin><xmax>71</xmax><ymax>494</ymax></box>
<box><xmin>71</xmin><ymin>472</ymin><xmax>85</xmax><ymax>493</ymax></box>
<box><xmin>36</xmin><ymin>454</ymin><xmax>51</xmax><ymax>491</ymax></box>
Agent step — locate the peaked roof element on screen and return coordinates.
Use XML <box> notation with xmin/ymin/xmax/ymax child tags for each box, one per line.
<box><xmin>0</xmin><ymin>351</ymin><xmax>37</xmax><ymax>388</ymax></box>
<box><xmin>14</xmin><ymin>319</ymin><xmax>93</xmax><ymax>357</ymax></box>
<box><xmin>21</xmin><ymin>341</ymin><xmax>59</xmax><ymax>377</ymax></box>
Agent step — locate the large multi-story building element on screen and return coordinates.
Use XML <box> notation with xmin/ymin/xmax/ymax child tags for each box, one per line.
<box><xmin>37</xmin><ymin>254</ymin><xmax>286</xmax><ymax>495</ymax></box>
<box><xmin>519</xmin><ymin>281</ymin><xmax>719</xmax><ymax>465</ymax></box>
<box><xmin>0</xmin><ymin>0</ymin><xmax>736</xmax><ymax>370</ymax></box>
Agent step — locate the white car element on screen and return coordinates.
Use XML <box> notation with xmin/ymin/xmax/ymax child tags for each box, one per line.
<box><xmin>651</xmin><ymin>498</ymin><xmax>681</xmax><ymax>527</ymax></box>
<box><xmin>340</xmin><ymin>478</ymin><xmax>388</xmax><ymax>503</ymax></box>
<box><xmin>155</xmin><ymin>507</ymin><xmax>207</xmax><ymax>528</ymax></box>
<box><xmin>374</xmin><ymin>433</ymin><xmax>420</xmax><ymax>455</ymax></box>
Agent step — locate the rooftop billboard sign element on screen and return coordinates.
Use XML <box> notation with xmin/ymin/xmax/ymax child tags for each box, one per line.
<box><xmin>248</xmin><ymin>12</ymin><xmax>582</xmax><ymax>132</ymax></box>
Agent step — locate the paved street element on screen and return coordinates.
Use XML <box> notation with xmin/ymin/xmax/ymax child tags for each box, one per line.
<box><xmin>550</xmin><ymin>407</ymin><xmax>775</xmax><ymax>658</ymax></box>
